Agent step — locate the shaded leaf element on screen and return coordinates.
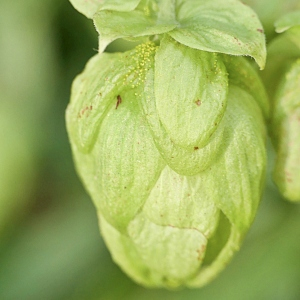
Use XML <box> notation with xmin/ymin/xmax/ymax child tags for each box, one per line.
<box><xmin>275</xmin><ymin>10</ymin><xmax>300</xmax><ymax>33</ymax></box>
<box><xmin>93</xmin><ymin>0</ymin><xmax>177</xmax><ymax>52</ymax></box>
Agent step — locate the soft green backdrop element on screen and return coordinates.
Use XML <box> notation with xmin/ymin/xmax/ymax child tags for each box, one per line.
<box><xmin>0</xmin><ymin>0</ymin><xmax>299</xmax><ymax>299</ymax></box>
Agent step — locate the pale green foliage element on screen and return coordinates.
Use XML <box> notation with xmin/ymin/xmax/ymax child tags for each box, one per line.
<box><xmin>69</xmin><ymin>0</ymin><xmax>141</xmax><ymax>19</ymax></box>
<box><xmin>275</xmin><ymin>10</ymin><xmax>300</xmax><ymax>33</ymax></box>
<box><xmin>272</xmin><ymin>60</ymin><xmax>300</xmax><ymax>202</ymax></box>
<box><xmin>261</xmin><ymin>13</ymin><xmax>300</xmax><ymax>202</ymax></box>
<box><xmin>93</xmin><ymin>0</ymin><xmax>177</xmax><ymax>52</ymax></box>
<box><xmin>243</xmin><ymin>0</ymin><xmax>300</xmax><ymax>40</ymax></box>
<box><xmin>168</xmin><ymin>0</ymin><xmax>266</xmax><ymax>69</ymax></box>
<box><xmin>92</xmin><ymin>0</ymin><xmax>266</xmax><ymax>68</ymax></box>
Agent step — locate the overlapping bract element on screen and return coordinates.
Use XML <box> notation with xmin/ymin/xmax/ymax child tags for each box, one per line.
<box><xmin>66</xmin><ymin>29</ymin><xmax>268</xmax><ymax>286</ymax></box>
<box><xmin>262</xmin><ymin>12</ymin><xmax>300</xmax><ymax>202</ymax></box>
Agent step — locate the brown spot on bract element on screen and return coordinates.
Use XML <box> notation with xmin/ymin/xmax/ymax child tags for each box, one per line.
<box><xmin>116</xmin><ymin>95</ymin><xmax>122</xmax><ymax>109</ymax></box>
<box><xmin>195</xmin><ymin>99</ymin><xmax>201</xmax><ymax>106</ymax></box>
<box><xmin>257</xmin><ymin>28</ymin><xmax>264</xmax><ymax>33</ymax></box>
<box><xmin>196</xmin><ymin>245</ymin><xmax>206</xmax><ymax>261</ymax></box>
<box><xmin>194</xmin><ymin>146</ymin><xmax>199</xmax><ymax>150</ymax></box>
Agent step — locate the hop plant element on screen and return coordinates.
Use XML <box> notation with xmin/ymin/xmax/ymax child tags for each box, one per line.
<box><xmin>66</xmin><ymin>0</ymin><xmax>269</xmax><ymax>288</ymax></box>
<box><xmin>263</xmin><ymin>11</ymin><xmax>300</xmax><ymax>202</ymax></box>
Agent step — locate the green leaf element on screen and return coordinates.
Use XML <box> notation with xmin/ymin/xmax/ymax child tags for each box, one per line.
<box><xmin>93</xmin><ymin>0</ymin><xmax>177</xmax><ymax>52</ymax></box>
<box><xmin>272</xmin><ymin>59</ymin><xmax>300</xmax><ymax>202</ymax></box>
<box><xmin>69</xmin><ymin>0</ymin><xmax>103</xmax><ymax>19</ymax></box>
<box><xmin>275</xmin><ymin>10</ymin><xmax>300</xmax><ymax>33</ymax></box>
<box><xmin>69</xmin><ymin>0</ymin><xmax>141</xmax><ymax>19</ymax></box>
<box><xmin>98</xmin><ymin>0</ymin><xmax>141</xmax><ymax>12</ymax></box>
<box><xmin>154</xmin><ymin>36</ymin><xmax>228</xmax><ymax>149</ymax></box>
<box><xmin>168</xmin><ymin>0</ymin><xmax>266</xmax><ymax>69</ymax></box>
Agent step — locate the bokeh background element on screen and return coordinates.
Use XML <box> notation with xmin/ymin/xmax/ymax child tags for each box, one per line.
<box><xmin>0</xmin><ymin>0</ymin><xmax>300</xmax><ymax>299</ymax></box>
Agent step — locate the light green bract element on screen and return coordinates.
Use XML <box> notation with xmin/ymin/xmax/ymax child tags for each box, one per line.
<box><xmin>67</xmin><ymin>0</ymin><xmax>268</xmax><ymax>289</ymax></box>
<box><xmin>263</xmin><ymin>13</ymin><xmax>300</xmax><ymax>202</ymax></box>
<box><xmin>272</xmin><ymin>59</ymin><xmax>300</xmax><ymax>202</ymax></box>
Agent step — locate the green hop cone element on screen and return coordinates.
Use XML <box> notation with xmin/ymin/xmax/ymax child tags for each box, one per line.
<box><xmin>265</xmin><ymin>12</ymin><xmax>300</xmax><ymax>202</ymax></box>
<box><xmin>67</xmin><ymin>0</ymin><xmax>268</xmax><ymax>288</ymax></box>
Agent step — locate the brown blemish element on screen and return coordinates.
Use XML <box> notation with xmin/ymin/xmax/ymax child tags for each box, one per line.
<box><xmin>196</xmin><ymin>245</ymin><xmax>206</xmax><ymax>261</ymax></box>
<box><xmin>195</xmin><ymin>99</ymin><xmax>202</xmax><ymax>106</ymax></box>
<box><xmin>116</xmin><ymin>95</ymin><xmax>122</xmax><ymax>109</ymax></box>
<box><xmin>78</xmin><ymin>105</ymin><xmax>93</xmax><ymax>118</ymax></box>
<box><xmin>285</xmin><ymin>171</ymin><xmax>293</xmax><ymax>183</ymax></box>
<box><xmin>194</xmin><ymin>146</ymin><xmax>199</xmax><ymax>150</ymax></box>
<box><xmin>257</xmin><ymin>28</ymin><xmax>264</xmax><ymax>33</ymax></box>
<box><xmin>233</xmin><ymin>37</ymin><xmax>241</xmax><ymax>45</ymax></box>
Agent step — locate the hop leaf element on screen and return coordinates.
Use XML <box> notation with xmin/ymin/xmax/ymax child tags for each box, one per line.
<box><xmin>89</xmin><ymin>0</ymin><xmax>267</xmax><ymax>68</ymax></box>
<box><xmin>69</xmin><ymin>0</ymin><xmax>141</xmax><ymax>19</ymax></box>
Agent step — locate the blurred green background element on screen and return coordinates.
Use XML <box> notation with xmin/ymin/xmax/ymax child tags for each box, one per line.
<box><xmin>0</xmin><ymin>1</ymin><xmax>299</xmax><ymax>299</ymax></box>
